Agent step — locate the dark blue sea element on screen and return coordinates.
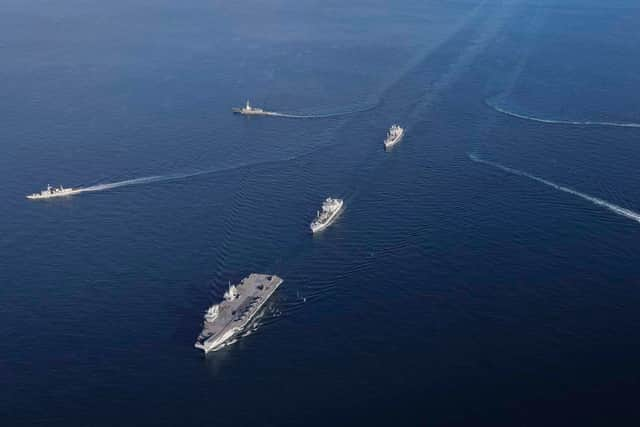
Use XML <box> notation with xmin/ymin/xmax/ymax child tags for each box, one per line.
<box><xmin>3</xmin><ymin>0</ymin><xmax>640</xmax><ymax>425</ymax></box>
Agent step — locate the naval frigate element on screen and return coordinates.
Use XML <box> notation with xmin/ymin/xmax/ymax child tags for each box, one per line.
<box><xmin>232</xmin><ymin>100</ymin><xmax>274</xmax><ymax>116</ymax></box>
<box><xmin>27</xmin><ymin>184</ymin><xmax>80</xmax><ymax>200</ymax></box>
<box><xmin>195</xmin><ymin>274</ymin><xmax>284</xmax><ymax>353</ymax></box>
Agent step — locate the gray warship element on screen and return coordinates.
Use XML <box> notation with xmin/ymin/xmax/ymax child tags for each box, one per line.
<box><xmin>310</xmin><ymin>197</ymin><xmax>344</xmax><ymax>233</ymax></box>
<box><xmin>195</xmin><ymin>274</ymin><xmax>284</xmax><ymax>353</ymax></box>
<box><xmin>27</xmin><ymin>184</ymin><xmax>80</xmax><ymax>200</ymax></box>
<box><xmin>232</xmin><ymin>100</ymin><xmax>275</xmax><ymax>116</ymax></box>
<box><xmin>383</xmin><ymin>124</ymin><xmax>404</xmax><ymax>149</ymax></box>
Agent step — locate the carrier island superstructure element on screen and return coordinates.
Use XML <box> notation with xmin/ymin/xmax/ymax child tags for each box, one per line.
<box><xmin>195</xmin><ymin>274</ymin><xmax>284</xmax><ymax>353</ymax></box>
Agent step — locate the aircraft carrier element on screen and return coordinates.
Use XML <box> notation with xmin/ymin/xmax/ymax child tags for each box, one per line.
<box><xmin>195</xmin><ymin>274</ymin><xmax>284</xmax><ymax>353</ymax></box>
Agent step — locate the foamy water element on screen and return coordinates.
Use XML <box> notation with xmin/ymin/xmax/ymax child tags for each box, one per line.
<box><xmin>469</xmin><ymin>153</ymin><xmax>640</xmax><ymax>224</ymax></box>
<box><xmin>488</xmin><ymin>101</ymin><xmax>640</xmax><ymax>128</ymax></box>
<box><xmin>249</xmin><ymin>103</ymin><xmax>378</xmax><ymax>119</ymax></box>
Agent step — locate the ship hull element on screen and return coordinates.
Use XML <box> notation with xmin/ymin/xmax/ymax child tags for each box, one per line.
<box><xmin>26</xmin><ymin>189</ymin><xmax>80</xmax><ymax>200</ymax></box>
<box><xmin>232</xmin><ymin>108</ymin><xmax>274</xmax><ymax>116</ymax></box>
<box><xmin>310</xmin><ymin>201</ymin><xmax>344</xmax><ymax>233</ymax></box>
<box><xmin>384</xmin><ymin>131</ymin><xmax>404</xmax><ymax>149</ymax></box>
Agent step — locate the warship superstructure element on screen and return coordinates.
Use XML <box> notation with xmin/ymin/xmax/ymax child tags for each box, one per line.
<box><xmin>383</xmin><ymin>124</ymin><xmax>404</xmax><ymax>149</ymax></box>
<box><xmin>27</xmin><ymin>184</ymin><xmax>80</xmax><ymax>200</ymax></box>
<box><xmin>232</xmin><ymin>100</ymin><xmax>274</xmax><ymax>116</ymax></box>
<box><xmin>195</xmin><ymin>274</ymin><xmax>284</xmax><ymax>353</ymax></box>
<box><xmin>310</xmin><ymin>197</ymin><xmax>344</xmax><ymax>233</ymax></box>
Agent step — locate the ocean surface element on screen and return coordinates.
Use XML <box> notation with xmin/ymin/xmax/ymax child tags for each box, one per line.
<box><xmin>2</xmin><ymin>0</ymin><xmax>640</xmax><ymax>425</ymax></box>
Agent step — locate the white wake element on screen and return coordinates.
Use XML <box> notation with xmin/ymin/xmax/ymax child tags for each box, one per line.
<box><xmin>75</xmin><ymin>157</ymin><xmax>296</xmax><ymax>196</ymax></box>
<box><xmin>488</xmin><ymin>101</ymin><xmax>640</xmax><ymax>129</ymax></box>
<box><xmin>469</xmin><ymin>153</ymin><xmax>640</xmax><ymax>224</ymax></box>
<box><xmin>79</xmin><ymin>175</ymin><xmax>178</xmax><ymax>193</ymax></box>
<box><xmin>248</xmin><ymin>103</ymin><xmax>377</xmax><ymax>119</ymax></box>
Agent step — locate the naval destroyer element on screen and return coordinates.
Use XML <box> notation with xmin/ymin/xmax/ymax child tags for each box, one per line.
<box><xmin>27</xmin><ymin>184</ymin><xmax>80</xmax><ymax>200</ymax></box>
<box><xmin>195</xmin><ymin>274</ymin><xmax>284</xmax><ymax>353</ymax></box>
<box><xmin>384</xmin><ymin>124</ymin><xmax>404</xmax><ymax>149</ymax></box>
<box><xmin>310</xmin><ymin>197</ymin><xmax>344</xmax><ymax>233</ymax></box>
<box><xmin>232</xmin><ymin>100</ymin><xmax>274</xmax><ymax>116</ymax></box>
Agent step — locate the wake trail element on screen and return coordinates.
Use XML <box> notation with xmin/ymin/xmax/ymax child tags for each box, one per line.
<box><xmin>468</xmin><ymin>153</ymin><xmax>640</xmax><ymax>225</ymax></box>
<box><xmin>72</xmin><ymin>137</ymin><xmax>346</xmax><ymax>197</ymax></box>
<box><xmin>77</xmin><ymin>156</ymin><xmax>300</xmax><ymax>195</ymax></box>
<box><xmin>79</xmin><ymin>171</ymin><xmax>215</xmax><ymax>194</ymax></box>
<box><xmin>80</xmin><ymin>175</ymin><xmax>178</xmax><ymax>193</ymax></box>
<box><xmin>260</xmin><ymin>103</ymin><xmax>378</xmax><ymax>119</ymax></box>
<box><xmin>488</xmin><ymin>101</ymin><xmax>640</xmax><ymax>128</ymax></box>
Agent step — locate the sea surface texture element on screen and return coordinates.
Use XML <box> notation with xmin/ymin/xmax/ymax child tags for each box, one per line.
<box><xmin>2</xmin><ymin>0</ymin><xmax>640</xmax><ymax>425</ymax></box>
